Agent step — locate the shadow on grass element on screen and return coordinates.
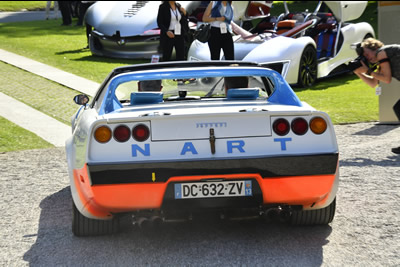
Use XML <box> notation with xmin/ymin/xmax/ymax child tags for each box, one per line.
<box><xmin>55</xmin><ymin>47</ymin><xmax>89</xmax><ymax>55</ymax></box>
<box><xmin>70</xmin><ymin>54</ymin><xmax>148</xmax><ymax>65</ymax></box>
<box><xmin>54</xmin><ymin>47</ymin><xmax>148</xmax><ymax>65</ymax></box>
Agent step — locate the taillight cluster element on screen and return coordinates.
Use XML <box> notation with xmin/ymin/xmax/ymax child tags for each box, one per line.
<box><xmin>94</xmin><ymin>124</ymin><xmax>150</xmax><ymax>143</ymax></box>
<box><xmin>272</xmin><ymin>117</ymin><xmax>327</xmax><ymax>136</ymax></box>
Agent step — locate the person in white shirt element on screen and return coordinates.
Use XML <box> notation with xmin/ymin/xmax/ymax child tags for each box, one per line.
<box><xmin>157</xmin><ymin>1</ymin><xmax>188</xmax><ymax>61</ymax></box>
<box><xmin>202</xmin><ymin>1</ymin><xmax>234</xmax><ymax>60</ymax></box>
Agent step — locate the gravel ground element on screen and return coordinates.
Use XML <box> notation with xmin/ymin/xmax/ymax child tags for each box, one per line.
<box><xmin>1</xmin><ymin>122</ymin><xmax>399</xmax><ymax>266</ymax></box>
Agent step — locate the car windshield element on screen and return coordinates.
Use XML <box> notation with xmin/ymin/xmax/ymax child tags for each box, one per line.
<box><xmin>115</xmin><ymin>75</ymin><xmax>274</xmax><ymax>104</ymax></box>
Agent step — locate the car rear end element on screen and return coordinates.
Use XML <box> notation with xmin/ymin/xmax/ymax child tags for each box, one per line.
<box><xmin>72</xmin><ymin>103</ymin><xmax>338</xmax><ymax>221</ymax></box>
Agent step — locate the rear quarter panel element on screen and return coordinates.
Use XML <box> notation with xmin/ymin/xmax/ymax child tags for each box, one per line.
<box><xmin>243</xmin><ymin>36</ymin><xmax>316</xmax><ymax>84</ymax></box>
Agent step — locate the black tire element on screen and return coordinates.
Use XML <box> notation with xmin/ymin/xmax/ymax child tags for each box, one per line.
<box><xmin>290</xmin><ymin>198</ymin><xmax>336</xmax><ymax>225</ymax></box>
<box><xmin>72</xmin><ymin>201</ymin><xmax>119</xmax><ymax>237</ymax></box>
<box><xmin>297</xmin><ymin>45</ymin><xmax>318</xmax><ymax>88</ymax></box>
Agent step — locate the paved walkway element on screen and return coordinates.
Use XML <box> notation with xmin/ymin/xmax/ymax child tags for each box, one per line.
<box><xmin>0</xmin><ymin>11</ymin><xmax>49</xmax><ymax>23</ymax></box>
<box><xmin>0</xmin><ymin>92</ymin><xmax>71</xmax><ymax>147</ymax></box>
<box><xmin>0</xmin><ymin>48</ymin><xmax>99</xmax><ymax>147</ymax></box>
<box><xmin>0</xmin><ymin>11</ymin><xmax>101</xmax><ymax>147</ymax></box>
<box><xmin>0</xmin><ymin>49</ymin><xmax>99</xmax><ymax>96</ymax></box>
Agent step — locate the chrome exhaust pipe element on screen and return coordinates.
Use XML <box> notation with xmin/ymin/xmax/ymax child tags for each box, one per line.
<box><xmin>279</xmin><ymin>209</ymin><xmax>291</xmax><ymax>223</ymax></box>
<box><xmin>262</xmin><ymin>207</ymin><xmax>283</xmax><ymax>222</ymax></box>
<box><xmin>137</xmin><ymin>217</ymin><xmax>151</xmax><ymax>229</ymax></box>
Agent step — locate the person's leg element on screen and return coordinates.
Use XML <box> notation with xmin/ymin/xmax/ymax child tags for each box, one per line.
<box><xmin>76</xmin><ymin>2</ymin><xmax>84</xmax><ymax>26</ymax></box>
<box><xmin>65</xmin><ymin>2</ymin><xmax>72</xmax><ymax>24</ymax></box>
<box><xmin>58</xmin><ymin>1</ymin><xmax>71</xmax><ymax>25</ymax></box>
<box><xmin>221</xmin><ymin>33</ymin><xmax>234</xmax><ymax>60</ymax></box>
<box><xmin>53</xmin><ymin>1</ymin><xmax>60</xmax><ymax>19</ymax></box>
<box><xmin>85</xmin><ymin>23</ymin><xmax>92</xmax><ymax>48</ymax></box>
<box><xmin>391</xmin><ymin>99</ymin><xmax>400</xmax><ymax>154</ymax></box>
<box><xmin>162</xmin><ymin>36</ymin><xmax>174</xmax><ymax>61</ymax></box>
<box><xmin>174</xmin><ymin>35</ymin><xmax>185</xmax><ymax>61</ymax></box>
<box><xmin>46</xmin><ymin>1</ymin><xmax>51</xmax><ymax>19</ymax></box>
<box><xmin>208</xmin><ymin>27</ymin><xmax>222</xmax><ymax>60</ymax></box>
<box><xmin>393</xmin><ymin>99</ymin><xmax>400</xmax><ymax>121</ymax></box>
<box><xmin>58</xmin><ymin>2</ymin><xmax>67</xmax><ymax>25</ymax></box>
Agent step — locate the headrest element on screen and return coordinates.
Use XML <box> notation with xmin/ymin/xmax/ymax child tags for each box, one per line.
<box><xmin>130</xmin><ymin>92</ymin><xmax>163</xmax><ymax>105</ymax></box>
<box><xmin>226</xmin><ymin>88</ymin><xmax>259</xmax><ymax>100</ymax></box>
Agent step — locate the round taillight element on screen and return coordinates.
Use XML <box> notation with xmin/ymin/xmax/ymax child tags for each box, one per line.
<box><xmin>94</xmin><ymin>126</ymin><xmax>112</xmax><ymax>143</ymax></box>
<box><xmin>132</xmin><ymin>124</ymin><xmax>150</xmax><ymax>142</ymax></box>
<box><xmin>273</xmin><ymin>118</ymin><xmax>290</xmax><ymax>136</ymax></box>
<box><xmin>310</xmin><ymin>117</ymin><xmax>327</xmax><ymax>134</ymax></box>
<box><xmin>113</xmin><ymin>125</ymin><xmax>131</xmax><ymax>142</ymax></box>
<box><xmin>291</xmin><ymin>118</ymin><xmax>308</xmax><ymax>135</ymax></box>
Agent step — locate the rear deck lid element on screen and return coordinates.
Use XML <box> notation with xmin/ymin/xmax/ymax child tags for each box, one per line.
<box><xmin>151</xmin><ymin>112</ymin><xmax>271</xmax><ymax>141</ymax></box>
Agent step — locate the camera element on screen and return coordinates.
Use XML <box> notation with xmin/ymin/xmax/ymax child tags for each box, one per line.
<box><xmin>347</xmin><ymin>42</ymin><xmax>369</xmax><ymax>71</ymax></box>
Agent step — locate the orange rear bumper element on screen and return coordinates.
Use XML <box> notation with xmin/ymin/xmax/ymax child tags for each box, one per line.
<box><xmin>73</xmin><ymin>164</ymin><xmax>337</xmax><ymax>219</ymax></box>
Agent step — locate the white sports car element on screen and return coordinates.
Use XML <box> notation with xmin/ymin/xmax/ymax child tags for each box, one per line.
<box><xmin>188</xmin><ymin>1</ymin><xmax>375</xmax><ymax>87</ymax></box>
<box><xmin>66</xmin><ymin>61</ymin><xmax>339</xmax><ymax>236</ymax></box>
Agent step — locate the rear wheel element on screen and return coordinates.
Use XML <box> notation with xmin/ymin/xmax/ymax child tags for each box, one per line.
<box><xmin>290</xmin><ymin>198</ymin><xmax>336</xmax><ymax>225</ymax></box>
<box><xmin>72</xmin><ymin>201</ymin><xmax>119</xmax><ymax>236</ymax></box>
<box><xmin>297</xmin><ymin>45</ymin><xmax>318</xmax><ymax>88</ymax></box>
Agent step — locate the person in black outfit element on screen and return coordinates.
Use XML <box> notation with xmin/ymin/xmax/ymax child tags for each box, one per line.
<box><xmin>157</xmin><ymin>1</ymin><xmax>188</xmax><ymax>61</ymax></box>
<box><xmin>202</xmin><ymin>1</ymin><xmax>234</xmax><ymax>60</ymax></box>
<box><xmin>58</xmin><ymin>1</ymin><xmax>72</xmax><ymax>26</ymax></box>
<box><xmin>76</xmin><ymin>1</ymin><xmax>95</xmax><ymax>26</ymax></box>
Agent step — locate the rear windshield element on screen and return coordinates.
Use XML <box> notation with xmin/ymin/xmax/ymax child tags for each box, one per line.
<box><xmin>115</xmin><ymin>75</ymin><xmax>274</xmax><ymax>104</ymax></box>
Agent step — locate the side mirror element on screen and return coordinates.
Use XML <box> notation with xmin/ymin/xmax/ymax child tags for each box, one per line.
<box><xmin>73</xmin><ymin>94</ymin><xmax>89</xmax><ymax>105</ymax></box>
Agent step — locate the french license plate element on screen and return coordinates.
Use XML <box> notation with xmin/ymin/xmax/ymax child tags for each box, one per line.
<box><xmin>175</xmin><ymin>180</ymin><xmax>252</xmax><ymax>199</ymax></box>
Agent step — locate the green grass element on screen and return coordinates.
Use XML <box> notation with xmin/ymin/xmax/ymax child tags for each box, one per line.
<box><xmin>295</xmin><ymin>74</ymin><xmax>379</xmax><ymax>124</ymax></box>
<box><xmin>0</xmin><ymin>116</ymin><xmax>53</xmax><ymax>152</ymax></box>
<box><xmin>0</xmin><ymin>61</ymin><xmax>81</xmax><ymax>126</ymax></box>
<box><xmin>0</xmin><ymin>19</ymin><xmax>146</xmax><ymax>83</ymax></box>
<box><xmin>0</xmin><ymin>1</ymin><xmax>46</xmax><ymax>11</ymax></box>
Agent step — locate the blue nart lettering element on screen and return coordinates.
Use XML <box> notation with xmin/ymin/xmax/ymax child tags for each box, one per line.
<box><xmin>274</xmin><ymin>138</ymin><xmax>292</xmax><ymax>151</ymax></box>
<box><xmin>132</xmin><ymin>144</ymin><xmax>150</xmax><ymax>157</ymax></box>
<box><xmin>227</xmin><ymin>140</ymin><xmax>245</xmax><ymax>153</ymax></box>
<box><xmin>181</xmin><ymin>142</ymin><xmax>198</xmax><ymax>155</ymax></box>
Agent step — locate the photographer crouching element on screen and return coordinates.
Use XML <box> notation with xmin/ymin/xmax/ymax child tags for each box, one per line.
<box><xmin>351</xmin><ymin>38</ymin><xmax>400</xmax><ymax>154</ymax></box>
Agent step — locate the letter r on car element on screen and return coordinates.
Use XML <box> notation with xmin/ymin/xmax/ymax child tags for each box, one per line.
<box><xmin>227</xmin><ymin>140</ymin><xmax>245</xmax><ymax>153</ymax></box>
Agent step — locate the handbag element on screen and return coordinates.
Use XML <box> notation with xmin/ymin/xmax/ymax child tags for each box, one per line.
<box><xmin>194</xmin><ymin>23</ymin><xmax>211</xmax><ymax>43</ymax></box>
